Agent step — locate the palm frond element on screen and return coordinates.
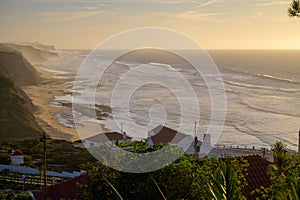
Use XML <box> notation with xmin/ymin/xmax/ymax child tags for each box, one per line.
<box><xmin>288</xmin><ymin>0</ymin><xmax>300</xmax><ymax>17</ymax></box>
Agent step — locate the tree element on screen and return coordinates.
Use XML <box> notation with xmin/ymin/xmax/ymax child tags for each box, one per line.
<box><xmin>256</xmin><ymin>142</ymin><xmax>300</xmax><ymax>199</ymax></box>
<box><xmin>81</xmin><ymin>142</ymin><xmax>249</xmax><ymax>199</ymax></box>
<box><xmin>288</xmin><ymin>0</ymin><xmax>300</xmax><ymax>17</ymax></box>
<box><xmin>208</xmin><ymin>158</ymin><xmax>248</xmax><ymax>200</ymax></box>
<box><xmin>0</xmin><ymin>150</ymin><xmax>11</xmax><ymax>164</ymax></box>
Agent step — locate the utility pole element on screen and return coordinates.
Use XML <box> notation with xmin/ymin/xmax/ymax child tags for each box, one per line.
<box><xmin>194</xmin><ymin>121</ymin><xmax>198</xmax><ymax>159</ymax></box>
<box><xmin>298</xmin><ymin>130</ymin><xmax>300</xmax><ymax>155</ymax></box>
<box><xmin>40</xmin><ymin>131</ymin><xmax>47</xmax><ymax>187</ymax></box>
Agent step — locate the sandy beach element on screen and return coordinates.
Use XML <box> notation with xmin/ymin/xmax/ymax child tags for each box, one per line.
<box><xmin>22</xmin><ymin>69</ymin><xmax>107</xmax><ymax>142</ymax></box>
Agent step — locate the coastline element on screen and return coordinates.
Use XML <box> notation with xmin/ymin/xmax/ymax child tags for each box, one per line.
<box><xmin>22</xmin><ymin>68</ymin><xmax>108</xmax><ymax>142</ymax></box>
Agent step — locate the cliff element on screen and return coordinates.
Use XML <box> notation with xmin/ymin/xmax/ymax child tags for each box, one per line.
<box><xmin>4</xmin><ymin>43</ymin><xmax>58</xmax><ymax>65</ymax></box>
<box><xmin>0</xmin><ymin>44</ymin><xmax>41</xmax><ymax>86</ymax></box>
<box><xmin>0</xmin><ymin>44</ymin><xmax>45</xmax><ymax>142</ymax></box>
<box><xmin>0</xmin><ymin>72</ymin><xmax>42</xmax><ymax>142</ymax></box>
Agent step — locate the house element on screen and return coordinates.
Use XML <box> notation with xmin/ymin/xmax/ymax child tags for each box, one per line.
<box><xmin>147</xmin><ymin>125</ymin><xmax>189</xmax><ymax>145</ymax></box>
<box><xmin>146</xmin><ymin>125</ymin><xmax>200</xmax><ymax>153</ymax></box>
<box><xmin>84</xmin><ymin>132</ymin><xmax>133</xmax><ymax>148</ymax></box>
<box><xmin>243</xmin><ymin>155</ymin><xmax>272</xmax><ymax>200</ymax></box>
<box><xmin>31</xmin><ymin>173</ymin><xmax>88</xmax><ymax>200</ymax></box>
<box><xmin>31</xmin><ymin>155</ymin><xmax>271</xmax><ymax>200</ymax></box>
<box><xmin>10</xmin><ymin>149</ymin><xmax>24</xmax><ymax>165</ymax></box>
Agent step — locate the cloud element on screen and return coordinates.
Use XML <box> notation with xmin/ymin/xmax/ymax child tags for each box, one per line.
<box><xmin>251</xmin><ymin>11</ymin><xmax>264</xmax><ymax>18</ymax></box>
<box><xmin>255</xmin><ymin>1</ymin><xmax>288</xmax><ymax>7</ymax></box>
<box><xmin>175</xmin><ymin>10</ymin><xmax>224</xmax><ymax>21</ymax></box>
<box><xmin>195</xmin><ymin>0</ymin><xmax>224</xmax><ymax>8</ymax></box>
<box><xmin>39</xmin><ymin>10</ymin><xmax>102</xmax><ymax>22</ymax></box>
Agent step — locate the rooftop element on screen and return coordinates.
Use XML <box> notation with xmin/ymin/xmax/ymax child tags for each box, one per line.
<box><xmin>84</xmin><ymin>132</ymin><xmax>132</xmax><ymax>143</ymax></box>
<box><xmin>243</xmin><ymin>155</ymin><xmax>272</xmax><ymax>200</ymax></box>
<box><xmin>149</xmin><ymin>125</ymin><xmax>190</xmax><ymax>145</ymax></box>
<box><xmin>31</xmin><ymin>173</ymin><xmax>88</xmax><ymax>200</ymax></box>
<box><xmin>30</xmin><ymin>155</ymin><xmax>272</xmax><ymax>199</ymax></box>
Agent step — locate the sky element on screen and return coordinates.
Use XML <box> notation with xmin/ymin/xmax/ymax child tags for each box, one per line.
<box><xmin>0</xmin><ymin>0</ymin><xmax>299</xmax><ymax>49</ymax></box>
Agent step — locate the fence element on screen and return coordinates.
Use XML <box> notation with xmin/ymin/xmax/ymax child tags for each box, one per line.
<box><xmin>0</xmin><ymin>164</ymin><xmax>86</xmax><ymax>179</ymax></box>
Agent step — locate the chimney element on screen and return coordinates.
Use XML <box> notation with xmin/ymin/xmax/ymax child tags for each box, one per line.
<box><xmin>203</xmin><ymin>134</ymin><xmax>211</xmax><ymax>146</ymax></box>
<box><xmin>123</xmin><ymin>132</ymin><xmax>126</xmax><ymax>141</ymax></box>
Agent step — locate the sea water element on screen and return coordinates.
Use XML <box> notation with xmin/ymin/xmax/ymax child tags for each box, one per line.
<box><xmin>43</xmin><ymin>49</ymin><xmax>300</xmax><ymax>151</ymax></box>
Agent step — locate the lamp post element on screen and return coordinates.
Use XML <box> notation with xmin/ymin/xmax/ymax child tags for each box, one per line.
<box><xmin>298</xmin><ymin>130</ymin><xmax>300</xmax><ymax>155</ymax></box>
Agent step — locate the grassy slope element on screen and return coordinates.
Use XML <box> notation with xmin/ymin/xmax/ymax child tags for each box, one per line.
<box><xmin>0</xmin><ymin>73</ymin><xmax>42</xmax><ymax>142</ymax></box>
<box><xmin>0</xmin><ymin>45</ymin><xmax>43</xmax><ymax>142</ymax></box>
<box><xmin>0</xmin><ymin>44</ymin><xmax>41</xmax><ymax>86</ymax></box>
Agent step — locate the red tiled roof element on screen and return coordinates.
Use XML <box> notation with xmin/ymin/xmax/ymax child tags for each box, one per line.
<box><xmin>243</xmin><ymin>155</ymin><xmax>272</xmax><ymax>200</ymax></box>
<box><xmin>85</xmin><ymin>132</ymin><xmax>132</xmax><ymax>143</ymax></box>
<box><xmin>149</xmin><ymin>125</ymin><xmax>189</xmax><ymax>145</ymax></box>
<box><xmin>31</xmin><ymin>173</ymin><xmax>88</xmax><ymax>200</ymax></box>
<box><xmin>12</xmin><ymin>149</ymin><xmax>23</xmax><ymax>156</ymax></box>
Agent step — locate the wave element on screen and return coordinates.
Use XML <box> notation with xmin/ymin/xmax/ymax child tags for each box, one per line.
<box><xmin>55</xmin><ymin>112</ymin><xmax>83</xmax><ymax>128</ymax></box>
<box><xmin>225</xmin><ymin>80</ymin><xmax>300</xmax><ymax>93</ymax></box>
<box><xmin>225</xmin><ymin>88</ymin><xmax>240</xmax><ymax>94</ymax></box>
<box><xmin>222</xmin><ymin>66</ymin><xmax>299</xmax><ymax>84</ymax></box>
<box><xmin>252</xmin><ymin>73</ymin><xmax>299</xmax><ymax>84</ymax></box>
<box><xmin>240</xmin><ymin>101</ymin><xmax>300</xmax><ymax>118</ymax></box>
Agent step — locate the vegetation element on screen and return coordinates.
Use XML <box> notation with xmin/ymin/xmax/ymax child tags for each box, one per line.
<box><xmin>208</xmin><ymin>158</ymin><xmax>247</xmax><ymax>200</ymax></box>
<box><xmin>80</xmin><ymin>141</ymin><xmax>249</xmax><ymax>200</ymax></box>
<box><xmin>0</xmin><ymin>138</ymin><xmax>97</xmax><ymax>172</ymax></box>
<box><xmin>255</xmin><ymin>141</ymin><xmax>300</xmax><ymax>199</ymax></box>
<box><xmin>0</xmin><ymin>192</ymin><xmax>32</xmax><ymax>200</ymax></box>
<box><xmin>0</xmin><ymin>74</ymin><xmax>41</xmax><ymax>142</ymax></box>
<box><xmin>289</xmin><ymin>0</ymin><xmax>300</xmax><ymax>17</ymax></box>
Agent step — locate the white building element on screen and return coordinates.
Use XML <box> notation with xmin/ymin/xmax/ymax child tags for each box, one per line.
<box><xmin>10</xmin><ymin>149</ymin><xmax>24</xmax><ymax>165</ymax></box>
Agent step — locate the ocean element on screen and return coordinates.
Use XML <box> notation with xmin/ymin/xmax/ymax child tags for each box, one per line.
<box><xmin>42</xmin><ymin>49</ymin><xmax>300</xmax><ymax>151</ymax></box>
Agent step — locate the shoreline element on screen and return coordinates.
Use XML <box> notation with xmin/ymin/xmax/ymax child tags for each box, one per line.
<box><xmin>22</xmin><ymin>68</ymin><xmax>108</xmax><ymax>142</ymax></box>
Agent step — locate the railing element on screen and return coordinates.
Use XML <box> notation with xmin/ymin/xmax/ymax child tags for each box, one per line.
<box><xmin>0</xmin><ymin>171</ymin><xmax>66</xmax><ymax>186</ymax></box>
<box><xmin>0</xmin><ymin>164</ymin><xmax>86</xmax><ymax>179</ymax></box>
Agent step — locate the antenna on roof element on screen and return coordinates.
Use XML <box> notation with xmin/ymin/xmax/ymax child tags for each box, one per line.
<box><xmin>121</xmin><ymin>122</ymin><xmax>123</xmax><ymax>134</ymax></box>
<box><xmin>194</xmin><ymin>121</ymin><xmax>198</xmax><ymax>159</ymax></box>
<box><xmin>194</xmin><ymin>121</ymin><xmax>197</xmax><ymax>138</ymax></box>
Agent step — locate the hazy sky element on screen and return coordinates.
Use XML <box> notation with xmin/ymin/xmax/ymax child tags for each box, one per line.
<box><xmin>0</xmin><ymin>0</ymin><xmax>299</xmax><ymax>49</ymax></box>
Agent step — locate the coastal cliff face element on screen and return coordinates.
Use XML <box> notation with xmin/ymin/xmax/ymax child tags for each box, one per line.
<box><xmin>0</xmin><ymin>44</ymin><xmax>41</xmax><ymax>86</ymax></box>
<box><xmin>0</xmin><ymin>45</ymin><xmax>43</xmax><ymax>142</ymax></box>
<box><xmin>5</xmin><ymin>43</ymin><xmax>58</xmax><ymax>65</ymax></box>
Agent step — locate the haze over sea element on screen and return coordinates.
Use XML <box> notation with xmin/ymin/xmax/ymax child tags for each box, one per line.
<box><xmin>43</xmin><ymin>49</ymin><xmax>300</xmax><ymax>151</ymax></box>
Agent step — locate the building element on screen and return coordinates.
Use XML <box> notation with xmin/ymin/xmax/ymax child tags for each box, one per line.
<box><xmin>31</xmin><ymin>155</ymin><xmax>272</xmax><ymax>200</ymax></box>
<box><xmin>243</xmin><ymin>155</ymin><xmax>272</xmax><ymax>200</ymax></box>
<box><xmin>84</xmin><ymin>132</ymin><xmax>132</xmax><ymax>148</ymax></box>
<box><xmin>146</xmin><ymin>125</ymin><xmax>200</xmax><ymax>153</ymax></box>
<box><xmin>10</xmin><ymin>149</ymin><xmax>24</xmax><ymax>165</ymax></box>
<box><xmin>31</xmin><ymin>173</ymin><xmax>88</xmax><ymax>200</ymax></box>
<box><xmin>147</xmin><ymin>125</ymin><xmax>189</xmax><ymax>145</ymax></box>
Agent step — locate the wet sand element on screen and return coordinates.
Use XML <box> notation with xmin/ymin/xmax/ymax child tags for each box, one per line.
<box><xmin>22</xmin><ymin>70</ymin><xmax>107</xmax><ymax>142</ymax></box>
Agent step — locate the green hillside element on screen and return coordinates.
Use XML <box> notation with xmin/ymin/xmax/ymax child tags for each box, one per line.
<box><xmin>0</xmin><ymin>73</ymin><xmax>42</xmax><ymax>142</ymax></box>
<box><xmin>0</xmin><ymin>45</ymin><xmax>42</xmax><ymax>142</ymax></box>
<box><xmin>0</xmin><ymin>44</ymin><xmax>41</xmax><ymax>86</ymax></box>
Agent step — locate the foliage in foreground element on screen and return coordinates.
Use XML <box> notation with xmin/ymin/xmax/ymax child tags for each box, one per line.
<box><xmin>0</xmin><ymin>192</ymin><xmax>32</xmax><ymax>200</ymax></box>
<box><xmin>255</xmin><ymin>141</ymin><xmax>300</xmax><ymax>199</ymax></box>
<box><xmin>80</xmin><ymin>142</ymin><xmax>249</xmax><ymax>200</ymax></box>
<box><xmin>289</xmin><ymin>0</ymin><xmax>300</xmax><ymax>18</ymax></box>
